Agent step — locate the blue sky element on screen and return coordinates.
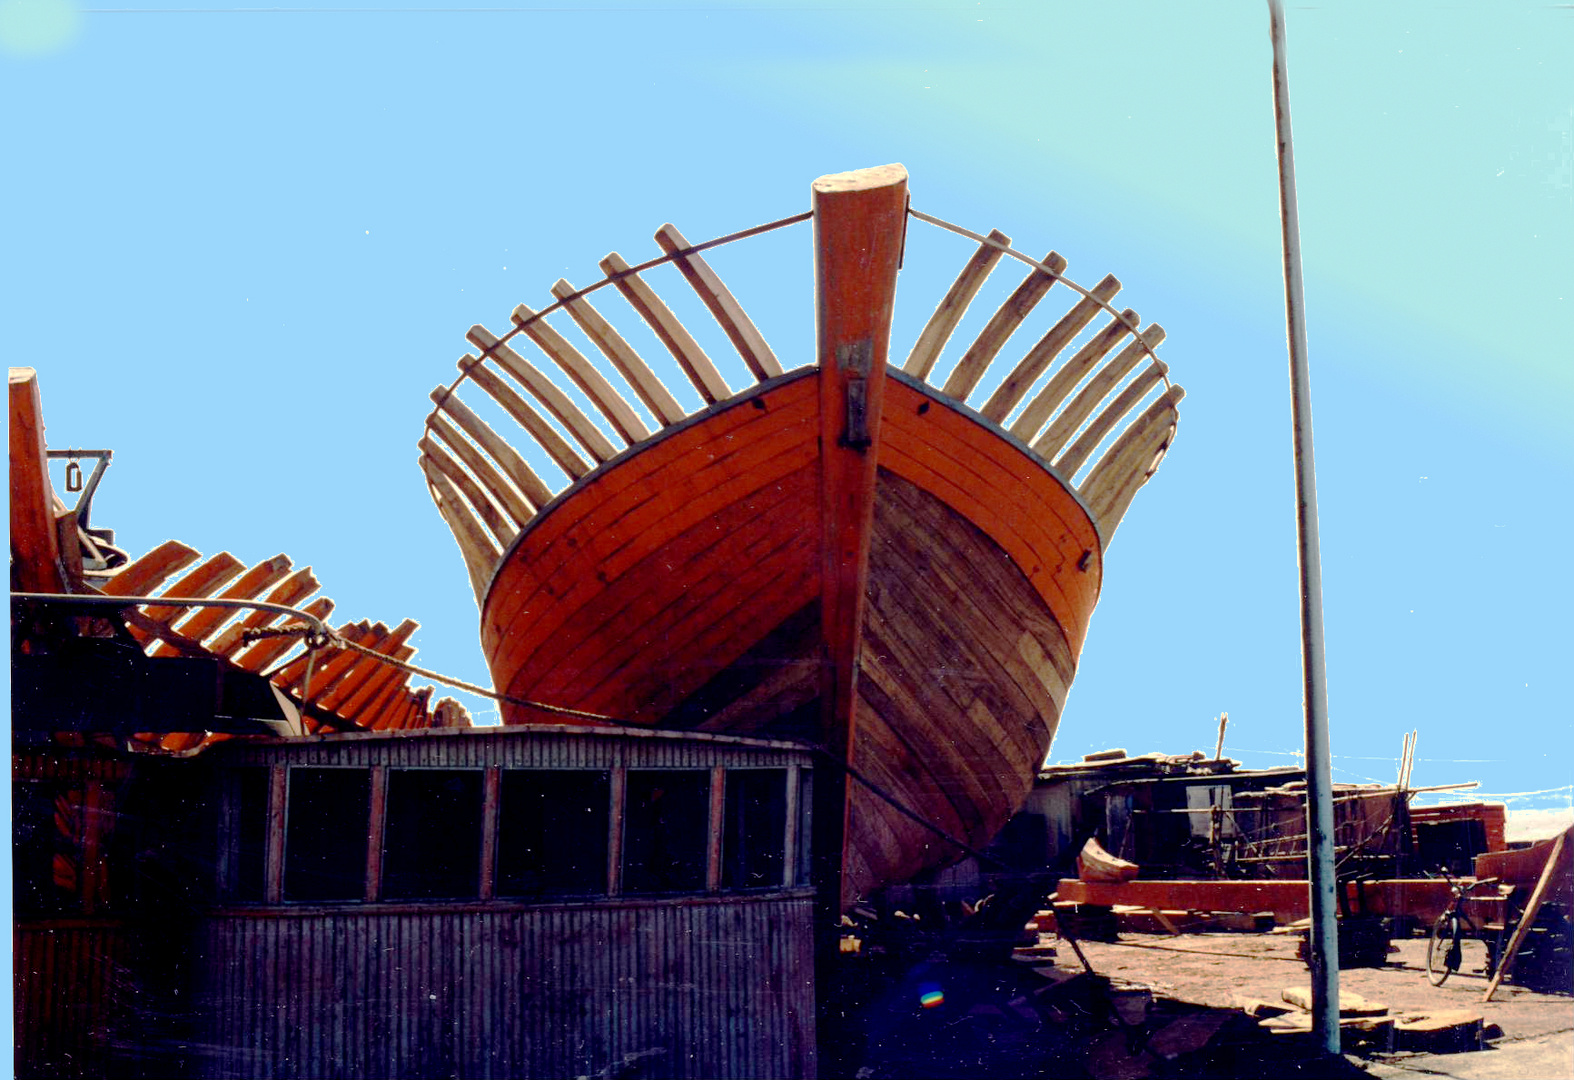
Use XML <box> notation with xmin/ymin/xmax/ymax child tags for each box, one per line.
<box><xmin>4</xmin><ymin>1</ymin><xmax>1570</xmax><ymax>817</ymax></box>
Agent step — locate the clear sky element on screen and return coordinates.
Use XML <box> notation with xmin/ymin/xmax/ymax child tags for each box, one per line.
<box><xmin>4</xmin><ymin>1</ymin><xmax>1570</xmax><ymax>820</ymax></box>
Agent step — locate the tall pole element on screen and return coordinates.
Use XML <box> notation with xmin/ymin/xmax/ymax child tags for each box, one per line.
<box><xmin>1267</xmin><ymin>0</ymin><xmax>1340</xmax><ymax>1056</ymax></box>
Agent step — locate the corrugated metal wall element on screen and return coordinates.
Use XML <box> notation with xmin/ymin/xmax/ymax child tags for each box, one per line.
<box><xmin>189</xmin><ymin>896</ymin><xmax>816</xmax><ymax>1080</ymax></box>
<box><xmin>14</xmin><ymin>922</ymin><xmax>136</xmax><ymax>1079</ymax></box>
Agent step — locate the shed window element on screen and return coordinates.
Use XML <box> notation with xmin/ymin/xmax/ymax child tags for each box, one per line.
<box><xmin>284</xmin><ymin>768</ymin><xmax>370</xmax><ymax>902</ymax></box>
<box><xmin>722</xmin><ymin>769</ymin><xmax>787</xmax><ymax>890</ymax></box>
<box><xmin>221</xmin><ymin>767</ymin><xmax>269</xmax><ymax>902</ymax></box>
<box><xmin>495</xmin><ymin>770</ymin><xmax>610</xmax><ymax>898</ymax></box>
<box><xmin>382</xmin><ymin>770</ymin><xmax>484</xmax><ymax>900</ymax></box>
<box><xmin>622</xmin><ymin>770</ymin><xmax>709</xmax><ymax>895</ymax></box>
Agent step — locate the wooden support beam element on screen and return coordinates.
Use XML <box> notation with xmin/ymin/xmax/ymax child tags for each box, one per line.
<box><xmin>600</xmin><ymin>251</ymin><xmax>733</xmax><ymax>405</ymax></box>
<box><xmin>1484</xmin><ymin>828</ymin><xmax>1570</xmax><ymax>1001</ymax></box>
<box><xmin>656</xmin><ymin>223</ymin><xmax>783</xmax><ymax>381</ymax></box>
<box><xmin>511</xmin><ymin>304</ymin><xmax>649</xmax><ymax>445</ymax></box>
<box><xmin>812</xmin><ymin>163</ymin><xmax>909</xmax><ymax>915</ymax></box>
<box><xmin>8</xmin><ymin>368</ymin><xmax>65</xmax><ymax>592</ymax></box>
<box><xmin>706</xmin><ymin>765</ymin><xmax>726</xmax><ymax>892</ymax></box>
<box><xmin>151</xmin><ymin>554</ymin><xmax>293</xmax><ymax>654</ymax></box>
<box><xmin>984</xmin><ymin>274</ymin><xmax>1121</xmax><ymax>426</ymax></box>
<box><xmin>940</xmin><ymin>251</ymin><xmax>1066</xmax><ymax>402</ymax></box>
<box><xmin>551</xmin><ymin>278</ymin><xmax>687</xmax><ymax>426</ymax></box>
<box><xmin>464</xmin><ymin>326</ymin><xmax>617</xmax><ymax>464</ymax></box>
<box><xmin>903</xmin><ymin>229</ymin><xmax>1011</xmax><ymax>381</ymax></box>
<box><xmin>458</xmin><ymin>354</ymin><xmax>591</xmax><ymax>482</ymax></box>
<box><xmin>100</xmin><ymin>539</ymin><xmax>201</xmax><ymax>598</ymax></box>
<box><xmin>1008</xmin><ymin>307</ymin><xmax>1139</xmax><ymax>445</ymax></box>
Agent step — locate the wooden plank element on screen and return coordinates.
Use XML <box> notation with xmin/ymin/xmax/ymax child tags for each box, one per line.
<box><xmin>607</xmin><ymin>766</ymin><xmax>626</xmax><ymax>896</ymax></box>
<box><xmin>551</xmin><ymin>279</ymin><xmax>687</xmax><ymax>425</ymax></box>
<box><xmin>903</xmin><ymin>228</ymin><xmax>1012</xmax><ymax>380</ymax></box>
<box><xmin>511</xmin><ymin>305</ymin><xmax>649</xmax><ymax>444</ymax></box>
<box><xmin>940</xmin><ymin>251</ymin><xmax>1066</xmax><ymax>401</ymax></box>
<box><xmin>1484</xmin><ymin>828</ymin><xmax>1569</xmax><ymax>1001</ymax></box>
<box><xmin>364</xmin><ymin>766</ymin><xmax>387</xmax><ymax>902</ymax></box>
<box><xmin>272</xmin><ymin>619</ymin><xmax>371</xmax><ymax>692</ymax></box>
<box><xmin>152</xmin><ymin>554</ymin><xmax>293</xmax><ymax>653</ymax></box>
<box><xmin>209</xmin><ymin>568</ymin><xmax>322</xmax><ymax>657</ymax></box>
<box><xmin>655</xmin><ymin>223</ymin><xmax>783</xmax><ymax>380</ymax></box>
<box><xmin>1007</xmin><ymin>307</ymin><xmax>1138</xmax><ymax>445</ymax></box>
<box><xmin>314</xmin><ymin>620</ymin><xmax>418</xmax><ymax>710</ymax></box>
<box><xmin>465</xmin><ymin>326</ymin><xmax>617</xmax><ymax>463</ymax></box>
<box><xmin>265</xmin><ymin>764</ymin><xmax>286</xmax><ymax>904</ymax></box>
<box><xmin>8</xmin><ymin>368</ymin><xmax>65</xmax><ymax>592</ymax></box>
<box><xmin>336</xmin><ymin>654</ymin><xmax>414</xmax><ymax>721</ymax></box>
<box><xmin>706</xmin><ymin>766</ymin><xmax>725</xmax><ymax>892</ymax></box>
<box><xmin>1047</xmin><ymin>353</ymin><xmax>1169</xmax><ymax>476</ymax></box>
<box><xmin>320</xmin><ymin>643</ymin><xmax>414</xmax><ymax>719</ymax></box>
<box><xmin>427</xmin><ymin>412</ymin><xmax>537</xmax><ymax>528</ymax></box>
<box><xmin>100</xmin><ymin>539</ymin><xmax>201</xmax><ymax>597</ymax></box>
<box><xmin>419</xmin><ymin>438</ymin><xmax>515</xmax><ymax>547</ymax></box>
<box><xmin>812</xmin><ymin>162</ymin><xmax>908</xmax><ymax>912</ymax></box>
<box><xmin>600</xmin><ymin>251</ymin><xmax>732</xmax><ymax>405</ymax></box>
<box><xmin>479</xmin><ymin>767</ymin><xmax>499</xmax><ymax>901</ymax></box>
<box><xmin>226</xmin><ymin>596</ymin><xmax>334</xmax><ymax>673</ymax></box>
<box><xmin>134</xmin><ymin>551</ymin><xmax>246</xmax><ymax>629</ymax></box>
<box><xmin>458</xmin><ymin>355</ymin><xmax>591</xmax><ymax>482</ymax></box>
<box><xmin>982</xmin><ymin>274</ymin><xmax>1121</xmax><ymax>425</ymax></box>
<box><xmin>1078</xmin><ymin>384</ymin><xmax>1185</xmax><ymax>532</ymax></box>
<box><xmin>782</xmin><ymin>764</ymin><xmax>800</xmax><ymax>888</ymax></box>
<box><xmin>429</xmin><ymin>388</ymin><xmax>553</xmax><ymax>509</ymax></box>
<box><xmin>425</xmin><ymin>459</ymin><xmax>501</xmax><ymax>599</ymax></box>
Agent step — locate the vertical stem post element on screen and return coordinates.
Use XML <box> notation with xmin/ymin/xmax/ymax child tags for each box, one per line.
<box><xmin>1267</xmin><ymin>0</ymin><xmax>1340</xmax><ymax>1056</ymax></box>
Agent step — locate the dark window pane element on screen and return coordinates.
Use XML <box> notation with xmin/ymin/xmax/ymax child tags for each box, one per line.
<box><xmin>495</xmin><ymin>771</ymin><xmax>610</xmax><ymax>898</ymax></box>
<box><xmin>284</xmin><ymin>768</ymin><xmax>369</xmax><ymax>902</ymax></box>
<box><xmin>622</xmin><ymin>770</ymin><xmax>709</xmax><ymax>895</ymax></box>
<box><xmin>223</xmin><ymin>768</ymin><xmax>269</xmax><ymax>902</ymax></box>
<box><xmin>797</xmin><ymin>769</ymin><xmax>813</xmax><ymax>887</ymax></box>
<box><xmin>382</xmin><ymin>770</ymin><xmax>484</xmax><ymax>900</ymax></box>
<box><xmin>722</xmin><ymin>770</ymin><xmax>786</xmax><ymax>890</ymax></box>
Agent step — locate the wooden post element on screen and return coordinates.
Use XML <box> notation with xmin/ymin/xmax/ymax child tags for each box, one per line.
<box><xmin>782</xmin><ymin>764</ymin><xmax>801</xmax><ymax>888</ymax></box>
<box><xmin>479</xmin><ymin>766</ymin><xmax>500</xmax><ymax>901</ymax></box>
<box><xmin>265</xmin><ymin>764</ymin><xmax>287</xmax><ymax>904</ymax></box>
<box><xmin>364</xmin><ymin>766</ymin><xmax>387</xmax><ymax>902</ymax></box>
<box><xmin>607</xmin><ymin>765</ymin><xmax>626</xmax><ymax>897</ymax></box>
<box><xmin>1214</xmin><ymin>712</ymin><xmax>1229</xmax><ymax>760</ymax></box>
<box><xmin>1483</xmin><ymin>829</ymin><xmax>1569</xmax><ymax>1002</ymax></box>
<box><xmin>9</xmin><ymin>368</ymin><xmax>66</xmax><ymax>593</ymax></box>
<box><xmin>706</xmin><ymin>766</ymin><xmax>726</xmax><ymax>892</ymax></box>
<box><xmin>811</xmin><ymin>163</ymin><xmax>908</xmax><ymax>1077</ymax></box>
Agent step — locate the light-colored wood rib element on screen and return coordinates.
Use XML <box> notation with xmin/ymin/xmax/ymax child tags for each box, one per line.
<box><xmin>276</xmin><ymin>620</ymin><xmax>378</xmax><ymax>695</ymax></box>
<box><xmin>465</xmin><ymin>326</ymin><xmax>617</xmax><ymax>464</ymax></box>
<box><xmin>1034</xmin><ymin>323</ymin><xmax>1165</xmax><ymax>463</ymax></box>
<box><xmin>983</xmin><ymin>273</ymin><xmax>1122</xmax><ymax>425</ymax></box>
<box><xmin>511</xmin><ymin>304</ymin><xmax>649</xmax><ymax>444</ymax></box>
<box><xmin>136</xmin><ymin>552</ymin><xmax>245</xmax><ymax>628</ymax></box>
<box><xmin>419</xmin><ymin>437</ymin><xmax>515</xmax><ymax>547</ymax></box>
<box><xmin>208</xmin><ymin>568</ymin><xmax>321</xmax><ymax>657</ymax></box>
<box><xmin>336</xmin><ymin>646</ymin><xmax>414</xmax><ymax>718</ymax></box>
<box><xmin>100</xmin><ymin>540</ymin><xmax>200</xmax><ymax>597</ymax></box>
<box><xmin>904</xmin><ymin>228</ymin><xmax>1012</xmax><ymax>380</ymax></box>
<box><xmin>429</xmin><ymin>387</ymin><xmax>553</xmax><ymax>509</ymax></box>
<box><xmin>318</xmin><ymin>633</ymin><xmax>415</xmax><ymax>714</ymax></box>
<box><xmin>1080</xmin><ymin>384</ymin><xmax>1185</xmax><ymax>533</ymax></box>
<box><xmin>600</xmin><ymin>251</ymin><xmax>732</xmax><ymax>405</ymax></box>
<box><xmin>655</xmin><ymin>224</ymin><xmax>783</xmax><ymax>381</ymax></box>
<box><xmin>427</xmin><ymin>413</ymin><xmax>536</xmax><ymax>527</ymax></box>
<box><xmin>155</xmin><ymin>555</ymin><xmax>292</xmax><ymax>652</ymax></box>
<box><xmin>458</xmin><ymin>354</ymin><xmax>591</xmax><ymax>481</ymax></box>
<box><xmin>939</xmin><ymin>251</ymin><xmax>1066</xmax><ymax>401</ymax></box>
<box><xmin>425</xmin><ymin>460</ymin><xmax>501</xmax><ymax>599</ymax></box>
<box><xmin>226</xmin><ymin>595</ymin><xmax>335</xmax><ymax>672</ymax></box>
<box><xmin>1047</xmin><ymin>353</ymin><xmax>1169</xmax><ymax>477</ymax></box>
<box><xmin>551</xmin><ymin>279</ymin><xmax>687</xmax><ymax>426</ymax></box>
<box><xmin>1008</xmin><ymin>307</ymin><xmax>1138</xmax><ymax>445</ymax></box>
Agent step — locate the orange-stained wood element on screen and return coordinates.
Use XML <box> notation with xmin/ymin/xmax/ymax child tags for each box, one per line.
<box><xmin>811</xmin><ymin>163</ymin><xmax>908</xmax><ymax>909</ymax></box>
<box><xmin>8</xmin><ymin>368</ymin><xmax>65</xmax><ymax>593</ymax></box>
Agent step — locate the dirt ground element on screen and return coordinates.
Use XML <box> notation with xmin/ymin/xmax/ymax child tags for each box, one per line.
<box><xmin>1072</xmin><ymin>931</ymin><xmax>1574</xmax><ymax>1080</ymax></box>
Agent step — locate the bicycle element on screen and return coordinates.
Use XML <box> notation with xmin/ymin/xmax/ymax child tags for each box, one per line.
<box><xmin>1426</xmin><ymin>870</ymin><xmax>1504</xmax><ymax>986</ymax></box>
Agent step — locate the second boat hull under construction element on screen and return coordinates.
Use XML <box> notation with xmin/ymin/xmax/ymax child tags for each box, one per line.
<box><xmin>420</xmin><ymin>164</ymin><xmax>1183</xmax><ymax>906</ymax></box>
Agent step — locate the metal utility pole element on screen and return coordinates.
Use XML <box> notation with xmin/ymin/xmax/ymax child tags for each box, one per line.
<box><xmin>1267</xmin><ymin>0</ymin><xmax>1341</xmax><ymax>1057</ymax></box>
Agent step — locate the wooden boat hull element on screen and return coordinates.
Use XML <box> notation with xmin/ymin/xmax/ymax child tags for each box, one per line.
<box><xmin>482</xmin><ymin>369</ymin><xmax>1101</xmax><ymax>901</ymax></box>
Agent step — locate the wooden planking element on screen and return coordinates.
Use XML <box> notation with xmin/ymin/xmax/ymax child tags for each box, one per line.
<box><xmin>429</xmin><ymin>387</ymin><xmax>553</xmax><ymax>509</ymax></box>
<box><xmin>482</xmin><ymin>374</ymin><xmax>819</xmax><ymax>679</ymax></box>
<box><xmin>272</xmin><ymin>619</ymin><xmax>373</xmax><ymax>691</ymax></box>
<box><xmin>465</xmin><ymin>325</ymin><xmax>618</xmax><ymax>464</ymax></box>
<box><xmin>458</xmin><ymin>353</ymin><xmax>591</xmax><ymax>481</ymax></box>
<box><xmin>424</xmin><ymin>461</ymin><xmax>502</xmax><ymax>599</ymax></box>
<box><xmin>210</xmin><ymin>568</ymin><xmax>323</xmax><ymax>657</ymax></box>
<box><xmin>655</xmin><ymin>224</ymin><xmax>783</xmax><ymax>381</ymax></box>
<box><xmin>1046</xmin><ymin>353</ymin><xmax>1169</xmax><ymax>476</ymax></box>
<box><xmin>134</xmin><ymin>551</ymin><xmax>245</xmax><ymax>629</ymax></box>
<box><xmin>983</xmin><ymin>273</ymin><xmax>1122</xmax><ymax>425</ymax></box>
<box><xmin>1007</xmin><ymin>307</ymin><xmax>1138</xmax><ymax>445</ymax></box>
<box><xmin>601</xmin><ymin>251</ymin><xmax>733</xmax><ymax>405</ymax></box>
<box><xmin>427</xmin><ymin>411</ymin><xmax>537</xmax><ymax>528</ymax></box>
<box><xmin>512</xmin><ymin>304</ymin><xmax>649</xmax><ymax>444</ymax></box>
<box><xmin>153</xmin><ymin>554</ymin><xmax>293</xmax><ymax>654</ymax></box>
<box><xmin>552</xmin><ymin>279</ymin><xmax>687</xmax><ymax>425</ymax></box>
<box><xmin>1079</xmin><ymin>383</ymin><xmax>1185</xmax><ymax>533</ymax></box>
<box><xmin>100</xmin><ymin>539</ymin><xmax>201</xmax><ymax>598</ymax></box>
<box><xmin>8</xmin><ymin>367</ymin><xmax>65</xmax><ymax>592</ymax></box>
<box><xmin>939</xmin><ymin>251</ymin><xmax>1066</xmax><ymax>401</ymax></box>
<box><xmin>1033</xmin><ymin>325</ymin><xmax>1165</xmax><ymax>464</ymax></box>
<box><xmin>320</xmin><ymin>642</ymin><xmax>414</xmax><ymax>717</ymax></box>
<box><xmin>904</xmin><ymin>228</ymin><xmax>1012</xmax><ymax>380</ymax></box>
<box><xmin>419</xmin><ymin>436</ymin><xmax>515</xmax><ymax>547</ymax></box>
<box><xmin>222</xmin><ymin>595</ymin><xmax>338</xmax><ymax>676</ymax></box>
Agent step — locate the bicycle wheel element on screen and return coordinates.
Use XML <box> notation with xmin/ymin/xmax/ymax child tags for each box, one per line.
<box><xmin>1427</xmin><ymin>913</ymin><xmax>1459</xmax><ymax>986</ymax></box>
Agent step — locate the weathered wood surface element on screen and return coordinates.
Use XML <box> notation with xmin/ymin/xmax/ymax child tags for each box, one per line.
<box><xmin>904</xmin><ymin>228</ymin><xmax>1011</xmax><ymax>380</ymax></box>
<box><xmin>9</xmin><ymin>367</ymin><xmax>66</xmax><ymax>592</ymax></box>
<box><xmin>656</xmin><ymin>223</ymin><xmax>783</xmax><ymax>381</ymax></box>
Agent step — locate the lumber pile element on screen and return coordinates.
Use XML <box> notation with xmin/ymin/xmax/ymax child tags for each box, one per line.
<box><xmin>1244</xmin><ymin>986</ymin><xmax>1490</xmax><ymax>1054</ymax></box>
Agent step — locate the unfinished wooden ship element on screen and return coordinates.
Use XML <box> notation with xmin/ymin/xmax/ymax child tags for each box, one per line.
<box><xmin>420</xmin><ymin>164</ymin><xmax>1184</xmax><ymax>907</ymax></box>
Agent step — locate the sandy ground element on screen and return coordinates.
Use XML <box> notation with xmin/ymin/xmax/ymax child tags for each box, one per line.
<box><xmin>1071</xmin><ymin>931</ymin><xmax>1574</xmax><ymax>1079</ymax></box>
